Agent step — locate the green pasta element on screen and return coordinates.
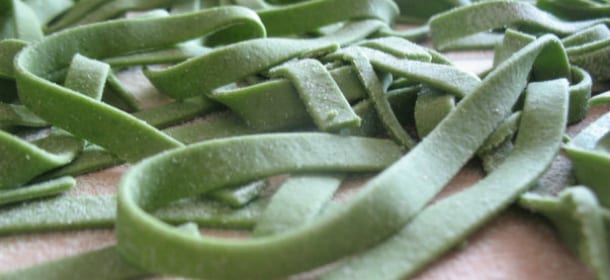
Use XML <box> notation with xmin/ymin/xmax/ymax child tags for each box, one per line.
<box><xmin>429</xmin><ymin>1</ymin><xmax>607</xmax><ymax>51</ymax></box>
<box><xmin>322</xmin><ymin>75</ymin><xmax>569</xmax><ymax>280</ymax></box>
<box><xmin>0</xmin><ymin>176</ymin><xmax>75</xmax><ymax>206</ymax></box>
<box><xmin>14</xmin><ymin>6</ymin><xmax>265</xmax><ymax>162</ymax></box>
<box><xmin>116</xmin><ymin>133</ymin><xmax>403</xmax><ymax>279</ymax></box>
<box><xmin>564</xmin><ymin>111</ymin><xmax>610</xmax><ymax>207</ymax></box>
<box><xmin>1</xmin><ymin>0</ymin><xmax>610</xmax><ymax>279</ymax></box>
<box><xmin>0</xmin><ymin>194</ymin><xmax>272</xmax><ymax>235</ymax></box>
<box><xmin>347</xmin><ymin>52</ymin><xmax>417</xmax><ymax>147</ymax></box>
<box><xmin>208</xmin><ymin>179</ymin><xmax>268</xmax><ymax>208</ymax></box>
<box><xmin>253</xmin><ymin>174</ymin><xmax>344</xmax><ymax>236</ymax></box>
<box><xmin>269</xmin><ymin>59</ymin><xmax>361</xmax><ymax>132</ymax></box>
<box><xmin>520</xmin><ymin>186</ymin><xmax>610</xmax><ymax>280</ymax></box>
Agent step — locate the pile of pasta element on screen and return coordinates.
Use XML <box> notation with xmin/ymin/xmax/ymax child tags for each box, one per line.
<box><xmin>1</xmin><ymin>0</ymin><xmax>609</xmax><ymax>279</ymax></box>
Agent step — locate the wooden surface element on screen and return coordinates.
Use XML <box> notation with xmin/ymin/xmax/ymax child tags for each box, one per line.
<box><xmin>0</xmin><ymin>50</ymin><xmax>606</xmax><ymax>280</ymax></box>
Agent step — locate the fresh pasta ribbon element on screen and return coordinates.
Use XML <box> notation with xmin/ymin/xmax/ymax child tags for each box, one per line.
<box><xmin>563</xmin><ymin>24</ymin><xmax>610</xmax><ymax>83</ymax></box>
<box><xmin>520</xmin><ymin>186</ymin><xmax>610</xmax><ymax>280</ymax></box>
<box><xmin>322</xmin><ymin>76</ymin><xmax>569</xmax><ymax>280</ymax></box>
<box><xmin>0</xmin><ymin>0</ymin><xmax>43</xmax><ymax>41</ymax></box>
<box><xmin>0</xmin><ymin>194</ymin><xmax>270</xmax><ymax>235</ymax></box>
<box><xmin>0</xmin><ymin>130</ymin><xmax>81</xmax><ymax>189</ymax></box>
<box><xmin>564</xmin><ymin>111</ymin><xmax>610</xmax><ymax>207</ymax></box>
<box><xmin>46</xmin><ymin>0</ymin><xmax>176</xmax><ymax>32</ymax></box>
<box><xmin>116</xmin><ymin>133</ymin><xmax>403</xmax><ymax>279</ymax></box>
<box><xmin>429</xmin><ymin>1</ymin><xmax>608</xmax><ymax>51</ymax></box>
<box><xmin>269</xmin><ymin>59</ymin><xmax>362</xmax><ymax>132</ymax></box>
<box><xmin>14</xmin><ymin>6</ymin><xmax>265</xmax><ymax>162</ymax></box>
<box><xmin>0</xmin><ymin>176</ymin><xmax>75</xmax><ymax>206</ymax></box>
<box><xmin>114</xmin><ymin>34</ymin><xmax>572</xmax><ymax>279</ymax></box>
<box><xmin>1</xmin><ymin>1</ymin><xmax>610</xmax><ymax>279</ymax></box>
<box><xmin>392</xmin><ymin>0</ymin><xmax>468</xmax><ymax>23</ymax></box>
<box><xmin>536</xmin><ymin>0</ymin><xmax>610</xmax><ymax>21</ymax></box>
<box><xmin>257</xmin><ymin>0</ymin><xmax>398</xmax><ymax>36</ymax></box>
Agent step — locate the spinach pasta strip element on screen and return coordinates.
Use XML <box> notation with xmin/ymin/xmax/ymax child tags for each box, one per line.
<box><xmin>520</xmin><ymin>186</ymin><xmax>610</xmax><ymax>280</ymax></box>
<box><xmin>35</xmin><ymin>145</ymin><xmax>122</xmax><ymax>180</ymax></box>
<box><xmin>212</xmin><ymin>44</ymin><xmax>476</xmax><ymax>133</ymax></box>
<box><xmin>253</xmin><ymin>174</ymin><xmax>344</xmax><ymax>236</ymax></box>
<box><xmin>590</xmin><ymin>91</ymin><xmax>610</xmax><ymax>106</ymax></box>
<box><xmin>116</xmin><ymin>133</ymin><xmax>403</xmax><ymax>279</ymax></box>
<box><xmin>270</xmin><ymin>59</ymin><xmax>361</xmax><ymax>132</ymax></box>
<box><xmin>564</xmin><ymin>111</ymin><xmax>610</xmax><ymax>207</ymax></box>
<box><xmin>536</xmin><ymin>0</ymin><xmax>610</xmax><ymax>21</ymax></box>
<box><xmin>132</xmin><ymin>96</ymin><xmax>220</xmax><ymax>129</ymax></box>
<box><xmin>1</xmin><ymin>222</ymin><xmax>205</xmax><ymax>280</ymax></box>
<box><xmin>563</xmin><ymin>24</ymin><xmax>610</xmax><ymax>83</ymax></box>
<box><xmin>0</xmin><ymin>103</ymin><xmax>46</xmax><ymax>127</ymax></box>
<box><xmin>429</xmin><ymin>0</ymin><xmax>608</xmax><ymax>51</ymax></box>
<box><xmin>257</xmin><ymin>0</ymin><xmax>398</xmax><ymax>36</ymax></box>
<box><xmin>0</xmin><ymin>0</ymin><xmax>43</xmax><ymax>41</ymax></box>
<box><xmin>0</xmin><ymin>39</ymin><xmax>26</xmax><ymax>79</ymax></box>
<box><xmin>208</xmin><ymin>179</ymin><xmax>268</xmax><ymax>208</ymax></box>
<box><xmin>14</xmin><ymin>7</ymin><xmax>265</xmax><ymax>162</ymax></box>
<box><xmin>1</xmin><ymin>246</ymin><xmax>146</xmax><ymax>280</ymax></box>
<box><xmin>327</xmin><ymin>46</ymin><xmax>481</xmax><ymax>98</ymax></box>
<box><xmin>0</xmin><ymin>130</ymin><xmax>80</xmax><ymax>189</ymax></box>
<box><xmin>64</xmin><ymin>54</ymin><xmax>110</xmax><ymax>101</ymax></box>
<box><xmin>22</xmin><ymin>0</ymin><xmax>73</xmax><ymax>25</ymax></box>
<box><xmin>0</xmin><ymin>194</ymin><xmax>270</xmax><ymax>234</ymax></box>
<box><xmin>145</xmin><ymin>18</ymin><xmax>387</xmax><ymax>100</ymax></box>
<box><xmin>322</xmin><ymin>78</ymin><xmax>569</xmax><ymax>280</ymax></box>
<box><xmin>115</xmin><ymin>35</ymin><xmax>569</xmax><ymax>279</ymax></box>
<box><xmin>357</xmin><ymin>36</ymin><xmax>432</xmax><ymax>61</ymax></box>
<box><xmin>45</xmin><ymin>0</ymin><xmax>107</xmax><ymax>32</ymax></box>
<box><xmin>494</xmin><ymin>28</ymin><xmax>592</xmax><ymax>123</ymax></box>
<box><xmin>46</xmin><ymin>0</ymin><xmax>176</xmax><ymax>32</ymax></box>
<box><xmin>211</xmin><ymin>66</ymin><xmax>365</xmax><ymax>130</ymax></box>
<box><xmin>392</xmin><ymin>0</ymin><xmax>468</xmax><ymax>23</ymax></box>
<box><xmin>0</xmin><ymin>176</ymin><xmax>75</xmax><ymax>206</ymax></box>
<box><xmin>144</xmin><ymin>39</ymin><xmax>335</xmax><ymax>100</ymax></box>
<box><xmin>347</xmin><ymin>53</ymin><xmax>417</xmax><ymax>148</ymax></box>
<box><xmin>414</xmin><ymin>87</ymin><xmax>455</xmax><ymax>138</ymax></box>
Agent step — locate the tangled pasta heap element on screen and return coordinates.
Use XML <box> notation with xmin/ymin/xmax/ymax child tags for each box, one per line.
<box><xmin>0</xmin><ymin>0</ymin><xmax>609</xmax><ymax>279</ymax></box>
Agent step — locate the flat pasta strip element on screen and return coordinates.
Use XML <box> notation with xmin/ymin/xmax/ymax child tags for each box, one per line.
<box><xmin>322</xmin><ymin>78</ymin><xmax>569</xmax><ymax>280</ymax></box>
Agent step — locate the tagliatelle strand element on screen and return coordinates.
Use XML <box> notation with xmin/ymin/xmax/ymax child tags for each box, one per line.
<box><xmin>116</xmin><ymin>133</ymin><xmax>404</xmax><ymax>279</ymax></box>
<box><xmin>429</xmin><ymin>1</ymin><xmax>608</xmax><ymax>51</ymax></box>
<box><xmin>46</xmin><ymin>0</ymin><xmax>176</xmax><ymax>32</ymax></box>
<box><xmin>520</xmin><ymin>186</ymin><xmax>610</xmax><ymax>280</ymax></box>
<box><xmin>0</xmin><ymin>130</ymin><xmax>81</xmax><ymax>189</ymax></box>
<box><xmin>536</xmin><ymin>0</ymin><xmax>610</xmax><ymax>21</ymax></box>
<box><xmin>414</xmin><ymin>87</ymin><xmax>455</xmax><ymax>138</ymax></box>
<box><xmin>0</xmin><ymin>0</ymin><xmax>43</xmax><ymax>41</ymax></box>
<box><xmin>0</xmin><ymin>176</ymin><xmax>75</xmax><ymax>206</ymax></box>
<box><xmin>253</xmin><ymin>174</ymin><xmax>344</xmax><ymax>236</ymax></box>
<box><xmin>0</xmin><ymin>246</ymin><xmax>147</xmax><ymax>280</ymax></box>
<box><xmin>0</xmin><ymin>194</ymin><xmax>271</xmax><ymax>235</ymax></box>
<box><xmin>115</xmin><ymin>35</ymin><xmax>570</xmax><ymax>280</ymax></box>
<box><xmin>2</xmin><ymin>1</ymin><xmax>610</xmax><ymax>279</ymax></box>
<box><xmin>14</xmin><ymin>6</ymin><xmax>265</xmax><ymax>162</ymax></box>
<box><xmin>589</xmin><ymin>91</ymin><xmax>610</xmax><ymax>106</ymax></box>
<box><xmin>211</xmin><ymin>65</ymin><xmax>368</xmax><ymax>131</ymax></box>
<box><xmin>0</xmin><ymin>39</ymin><xmax>26</xmax><ymax>79</ymax></box>
<box><xmin>257</xmin><ymin>0</ymin><xmax>398</xmax><ymax>36</ymax></box>
<box><xmin>564</xmin><ymin>111</ymin><xmax>610</xmax><ymax>207</ymax></box>
<box><xmin>208</xmin><ymin>179</ymin><xmax>268</xmax><ymax>208</ymax></box>
<box><xmin>21</xmin><ymin>0</ymin><xmax>73</xmax><ymax>25</ymax></box>
<box><xmin>493</xmin><ymin>28</ymin><xmax>592</xmax><ymax>123</ymax></box>
<box><xmin>270</xmin><ymin>59</ymin><xmax>361</xmax><ymax>132</ymax></box>
<box><xmin>322</xmin><ymin>77</ymin><xmax>569</xmax><ymax>280</ymax></box>
<box><xmin>327</xmin><ymin>46</ymin><xmax>481</xmax><ymax>98</ymax></box>
<box><xmin>347</xmin><ymin>52</ymin><xmax>417</xmax><ymax>148</ymax></box>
